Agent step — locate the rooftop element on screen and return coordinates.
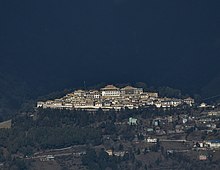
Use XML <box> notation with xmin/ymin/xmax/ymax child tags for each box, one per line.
<box><xmin>101</xmin><ymin>85</ymin><xmax>119</xmax><ymax>90</ymax></box>
<box><xmin>121</xmin><ymin>86</ymin><xmax>137</xmax><ymax>90</ymax></box>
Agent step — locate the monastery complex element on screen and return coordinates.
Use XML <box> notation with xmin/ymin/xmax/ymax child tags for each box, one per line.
<box><xmin>37</xmin><ymin>85</ymin><xmax>194</xmax><ymax>110</ymax></box>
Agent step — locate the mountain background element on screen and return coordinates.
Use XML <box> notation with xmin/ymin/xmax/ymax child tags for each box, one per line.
<box><xmin>1</xmin><ymin>0</ymin><xmax>220</xmax><ymax>116</ymax></box>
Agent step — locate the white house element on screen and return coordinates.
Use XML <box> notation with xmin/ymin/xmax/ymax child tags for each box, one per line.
<box><xmin>206</xmin><ymin>140</ymin><xmax>220</xmax><ymax>149</ymax></box>
<box><xmin>37</xmin><ymin>101</ymin><xmax>44</xmax><ymax>108</ymax></box>
<box><xmin>183</xmin><ymin>97</ymin><xmax>195</xmax><ymax>106</ymax></box>
<box><xmin>101</xmin><ymin>85</ymin><xmax>120</xmax><ymax>97</ymax></box>
<box><xmin>128</xmin><ymin>117</ymin><xmax>138</xmax><ymax>125</ymax></box>
<box><xmin>146</xmin><ymin>137</ymin><xmax>157</xmax><ymax>143</ymax></box>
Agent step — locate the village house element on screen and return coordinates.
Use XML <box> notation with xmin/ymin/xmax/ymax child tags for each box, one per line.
<box><xmin>74</xmin><ymin>90</ymin><xmax>86</xmax><ymax>97</ymax></box>
<box><xmin>147</xmin><ymin>92</ymin><xmax>159</xmax><ymax>98</ymax></box>
<box><xmin>183</xmin><ymin>97</ymin><xmax>195</xmax><ymax>106</ymax></box>
<box><xmin>205</xmin><ymin>140</ymin><xmax>220</xmax><ymax>149</ymax></box>
<box><xmin>146</xmin><ymin>137</ymin><xmax>157</xmax><ymax>143</ymax></box>
<box><xmin>128</xmin><ymin>117</ymin><xmax>138</xmax><ymax>125</ymax></box>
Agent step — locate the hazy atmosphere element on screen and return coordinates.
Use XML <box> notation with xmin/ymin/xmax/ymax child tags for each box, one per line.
<box><xmin>1</xmin><ymin>1</ymin><xmax>220</xmax><ymax>169</ymax></box>
<box><xmin>1</xmin><ymin>0</ymin><xmax>220</xmax><ymax>95</ymax></box>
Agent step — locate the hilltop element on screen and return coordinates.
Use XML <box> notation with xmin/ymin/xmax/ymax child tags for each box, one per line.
<box><xmin>36</xmin><ymin>84</ymin><xmax>194</xmax><ymax>111</ymax></box>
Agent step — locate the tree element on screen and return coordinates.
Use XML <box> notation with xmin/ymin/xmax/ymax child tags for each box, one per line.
<box><xmin>82</xmin><ymin>148</ymin><xmax>97</xmax><ymax>166</ymax></box>
<box><xmin>0</xmin><ymin>149</ymin><xmax>5</xmax><ymax>162</ymax></box>
<box><xmin>158</xmin><ymin>86</ymin><xmax>182</xmax><ymax>98</ymax></box>
<box><xmin>135</xmin><ymin>82</ymin><xmax>148</xmax><ymax>91</ymax></box>
<box><xmin>155</xmin><ymin>158</ymin><xmax>161</xmax><ymax>166</ymax></box>
<box><xmin>119</xmin><ymin>144</ymin><xmax>124</xmax><ymax>151</ymax></box>
<box><xmin>136</xmin><ymin>148</ymin><xmax>141</xmax><ymax>155</ymax></box>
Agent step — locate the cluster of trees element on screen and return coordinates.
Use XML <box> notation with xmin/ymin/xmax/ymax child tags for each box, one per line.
<box><xmin>0</xmin><ymin>106</ymin><xmax>182</xmax><ymax>162</ymax></box>
<box><xmin>166</xmin><ymin>152</ymin><xmax>219</xmax><ymax>170</ymax></box>
<box><xmin>82</xmin><ymin>148</ymin><xmax>119</xmax><ymax>170</ymax></box>
<box><xmin>82</xmin><ymin>148</ymin><xmax>143</xmax><ymax>170</ymax></box>
<box><xmin>0</xmin><ymin>127</ymin><xmax>101</xmax><ymax>156</ymax></box>
<box><xmin>0</xmin><ymin>72</ymin><xmax>30</xmax><ymax>120</ymax></box>
<box><xmin>0</xmin><ymin>108</ymin><xmax>105</xmax><ymax>158</ymax></box>
<box><xmin>34</xmin><ymin>108</ymin><xmax>117</xmax><ymax>128</ymax></box>
<box><xmin>158</xmin><ymin>86</ymin><xmax>183</xmax><ymax>98</ymax></box>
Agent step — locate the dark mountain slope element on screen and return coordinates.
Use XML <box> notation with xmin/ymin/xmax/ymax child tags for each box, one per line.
<box><xmin>0</xmin><ymin>71</ymin><xmax>29</xmax><ymax>118</ymax></box>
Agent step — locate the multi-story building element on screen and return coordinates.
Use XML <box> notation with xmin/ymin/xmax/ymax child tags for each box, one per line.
<box><xmin>101</xmin><ymin>85</ymin><xmax>120</xmax><ymax>97</ymax></box>
<box><xmin>120</xmin><ymin>86</ymin><xmax>143</xmax><ymax>95</ymax></box>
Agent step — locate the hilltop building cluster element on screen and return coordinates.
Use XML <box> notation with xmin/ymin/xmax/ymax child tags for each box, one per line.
<box><xmin>37</xmin><ymin>85</ymin><xmax>194</xmax><ymax>110</ymax></box>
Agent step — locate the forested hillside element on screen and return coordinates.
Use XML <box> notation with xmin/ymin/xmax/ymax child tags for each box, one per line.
<box><xmin>0</xmin><ymin>72</ymin><xmax>29</xmax><ymax>119</ymax></box>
